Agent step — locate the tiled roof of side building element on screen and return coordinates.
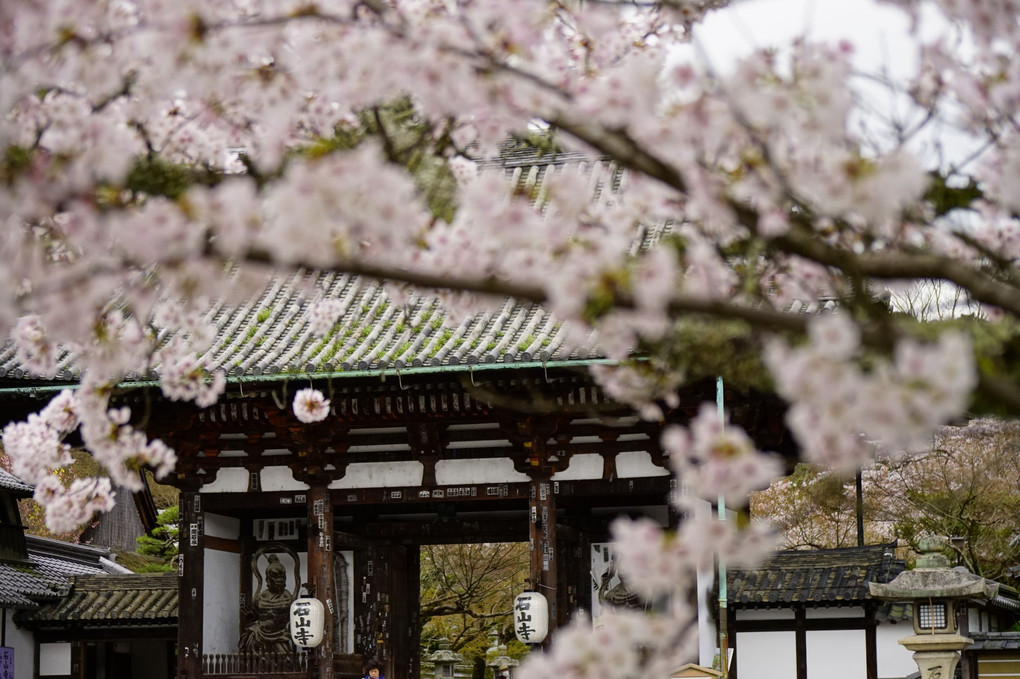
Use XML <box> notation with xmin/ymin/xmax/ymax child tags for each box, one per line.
<box><xmin>15</xmin><ymin>573</ymin><xmax>178</xmax><ymax>628</ymax></box>
<box><xmin>727</xmin><ymin>543</ymin><xmax>905</xmax><ymax>607</ymax></box>
<box><xmin>0</xmin><ymin>561</ymin><xmax>68</xmax><ymax>607</ymax></box>
<box><xmin>0</xmin><ymin>532</ymin><xmax>123</xmax><ymax>608</ymax></box>
<box><xmin>968</xmin><ymin>632</ymin><xmax>1020</xmax><ymax>651</ymax></box>
<box><xmin>0</xmin><ymin>468</ymin><xmax>33</xmax><ymax>497</ymax></box>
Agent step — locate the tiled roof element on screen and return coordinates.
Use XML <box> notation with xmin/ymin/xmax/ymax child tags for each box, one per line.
<box><xmin>0</xmin><ymin>561</ymin><xmax>68</xmax><ymax>607</ymax></box>
<box><xmin>0</xmin><ymin>536</ymin><xmax>119</xmax><ymax>608</ymax></box>
<box><xmin>0</xmin><ymin>468</ymin><xmax>33</xmax><ymax>497</ymax></box>
<box><xmin>0</xmin><ymin>152</ymin><xmax>632</xmax><ymax>385</ymax></box>
<box><xmin>968</xmin><ymin>631</ymin><xmax>1020</xmax><ymax>651</ymax></box>
<box><xmin>0</xmin><ymin>272</ymin><xmax>605</xmax><ymax>385</ymax></box>
<box><xmin>15</xmin><ymin>573</ymin><xmax>177</xmax><ymax>628</ymax></box>
<box><xmin>0</xmin><ymin>151</ymin><xmax>838</xmax><ymax>388</ymax></box>
<box><xmin>728</xmin><ymin>543</ymin><xmax>905</xmax><ymax>607</ymax></box>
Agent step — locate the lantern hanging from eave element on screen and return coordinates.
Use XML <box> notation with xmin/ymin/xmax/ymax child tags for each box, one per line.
<box><xmin>513</xmin><ymin>591</ymin><xmax>549</xmax><ymax>644</ymax></box>
<box><xmin>290</xmin><ymin>597</ymin><xmax>325</xmax><ymax>648</ymax></box>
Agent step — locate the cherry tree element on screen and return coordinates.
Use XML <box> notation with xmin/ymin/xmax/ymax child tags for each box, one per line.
<box><xmin>752</xmin><ymin>418</ymin><xmax>1020</xmax><ymax>582</ymax></box>
<box><xmin>4</xmin><ymin>0</ymin><xmax>1020</xmax><ymax>675</ymax></box>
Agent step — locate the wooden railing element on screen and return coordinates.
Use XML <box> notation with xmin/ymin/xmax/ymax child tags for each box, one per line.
<box><xmin>202</xmin><ymin>651</ymin><xmax>309</xmax><ymax>675</ymax></box>
<box><xmin>201</xmin><ymin>652</ymin><xmax>363</xmax><ymax>677</ymax></box>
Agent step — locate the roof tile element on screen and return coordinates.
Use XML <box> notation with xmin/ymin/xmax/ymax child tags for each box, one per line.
<box><xmin>16</xmin><ymin>573</ymin><xmax>178</xmax><ymax>628</ymax></box>
<box><xmin>728</xmin><ymin>543</ymin><xmax>904</xmax><ymax>608</ymax></box>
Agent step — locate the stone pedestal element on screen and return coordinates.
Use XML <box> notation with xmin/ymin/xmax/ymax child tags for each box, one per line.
<box><xmin>899</xmin><ymin>634</ymin><xmax>972</xmax><ymax>679</ymax></box>
<box><xmin>910</xmin><ymin>650</ymin><xmax>964</xmax><ymax>679</ymax></box>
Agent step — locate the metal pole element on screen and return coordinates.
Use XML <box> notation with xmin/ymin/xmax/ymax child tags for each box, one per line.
<box><xmin>716</xmin><ymin>377</ymin><xmax>729</xmax><ymax>679</ymax></box>
<box><xmin>856</xmin><ymin>469</ymin><xmax>865</xmax><ymax>547</ymax></box>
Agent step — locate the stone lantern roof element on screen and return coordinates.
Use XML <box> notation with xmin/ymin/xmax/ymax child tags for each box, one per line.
<box><xmin>869</xmin><ymin>537</ymin><xmax>998</xmax><ymax>603</ymax></box>
<box><xmin>426</xmin><ymin>638</ymin><xmax>463</xmax><ymax>665</ymax></box>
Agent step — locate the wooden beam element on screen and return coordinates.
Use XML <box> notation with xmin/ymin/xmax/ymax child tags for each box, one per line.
<box><xmin>308</xmin><ymin>485</ymin><xmax>335</xmax><ymax>679</ymax></box>
<box><xmin>795</xmin><ymin>607</ymin><xmax>806</xmax><ymax>679</ymax></box>
<box><xmin>179</xmin><ymin>491</ymin><xmax>204</xmax><ymax>678</ymax></box>
<box><xmin>528</xmin><ymin>472</ymin><xmax>557</xmax><ymax>643</ymax></box>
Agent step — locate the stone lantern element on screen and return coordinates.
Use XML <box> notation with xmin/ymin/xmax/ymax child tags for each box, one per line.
<box><xmin>485</xmin><ymin>630</ymin><xmax>518</xmax><ymax>679</ymax></box>
<box><xmin>869</xmin><ymin>537</ymin><xmax>998</xmax><ymax>679</ymax></box>
<box><xmin>426</xmin><ymin>638</ymin><xmax>463</xmax><ymax>679</ymax></box>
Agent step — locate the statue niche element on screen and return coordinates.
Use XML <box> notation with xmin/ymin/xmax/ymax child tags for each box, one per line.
<box><xmin>240</xmin><ymin>544</ymin><xmax>301</xmax><ymax>653</ymax></box>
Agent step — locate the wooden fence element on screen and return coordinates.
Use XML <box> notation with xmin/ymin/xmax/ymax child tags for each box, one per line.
<box><xmin>202</xmin><ymin>651</ymin><xmax>309</xmax><ymax>675</ymax></box>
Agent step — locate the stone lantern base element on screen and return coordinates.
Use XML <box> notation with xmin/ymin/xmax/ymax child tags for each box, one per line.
<box><xmin>909</xmin><ymin>650</ymin><xmax>963</xmax><ymax>679</ymax></box>
<box><xmin>899</xmin><ymin>634</ymin><xmax>972</xmax><ymax>679</ymax></box>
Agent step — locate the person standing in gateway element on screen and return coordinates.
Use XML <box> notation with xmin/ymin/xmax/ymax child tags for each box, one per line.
<box><xmin>363</xmin><ymin>659</ymin><xmax>385</xmax><ymax>679</ymax></box>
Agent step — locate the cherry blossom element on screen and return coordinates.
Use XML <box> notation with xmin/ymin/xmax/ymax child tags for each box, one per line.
<box><xmin>4</xmin><ymin>0</ymin><xmax>1020</xmax><ymax>674</ymax></box>
<box><xmin>293</xmin><ymin>388</ymin><xmax>331</xmax><ymax>423</ymax></box>
<box><xmin>663</xmin><ymin>403</ymin><xmax>785</xmax><ymax>506</ymax></box>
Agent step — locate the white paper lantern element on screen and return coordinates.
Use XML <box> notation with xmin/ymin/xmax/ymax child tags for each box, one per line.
<box><xmin>290</xmin><ymin>597</ymin><xmax>325</xmax><ymax>648</ymax></box>
<box><xmin>513</xmin><ymin>591</ymin><xmax>549</xmax><ymax>644</ymax></box>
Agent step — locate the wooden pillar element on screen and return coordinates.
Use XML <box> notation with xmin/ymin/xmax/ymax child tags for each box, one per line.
<box><xmin>865</xmin><ymin>606</ymin><xmax>878</xmax><ymax>679</ymax></box>
<box><xmin>178</xmin><ymin>491</ymin><xmax>204</xmax><ymax>678</ymax></box>
<box><xmin>794</xmin><ymin>606</ymin><xmax>807</xmax><ymax>679</ymax></box>
<box><xmin>403</xmin><ymin>547</ymin><xmax>421</xmax><ymax>679</ymax></box>
<box><xmin>528</xmin><ymin>472</ymin><xmax>557</xmax><ymax>641</ymax></box>
<box><xmin>308</xmin><ymin>485</ymin><xmax>336</xmax><ymax>679</ymax></box>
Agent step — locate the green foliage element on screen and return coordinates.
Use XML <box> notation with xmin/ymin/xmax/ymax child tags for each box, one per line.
<box><xmin>924</xmin><ymin>172</ymin><xmax>983</xmax><ymax>218</ymax></box>
<box><xmin>135</xmin><ymin>504</ymin><xmax>180</xmax><ymax>572</ymax></box>
<box><xmin>500</xmin><ymin>128</ymin><xmax>562</xmax><ymax>159</ymax></box>
<box><xmin>1</xmin><ymin>145</ymin><xmax>33</xmax><ymax>185</ymax></box>
<box><xmin>125</xmin><ymin>156</ymin><xmax>195</xmax><ymax>200</ymax></box>
<box><xmin>1</xmin><ymin>450</ymin><xmax>105</xmax><ymax>543</ymax></box>
<box><xmin>667</xmin><ymin>318</ymin><xmax>771</xmax><ymax>392</ymax></box>
<box><xmin>419</xmin><ymin>543</ymin><xmax>530</xmax><ymax>671</ymax></box>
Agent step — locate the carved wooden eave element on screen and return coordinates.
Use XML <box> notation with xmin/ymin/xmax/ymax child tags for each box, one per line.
<box><xmin>142</xmin><ymin>368</ymin><xmax>656</xmax><ymax>487</ymax></box>
<box><xmin>114</xmin><ymin>368</ymin><xmax>792</xmax><ymax>517</ymax></box>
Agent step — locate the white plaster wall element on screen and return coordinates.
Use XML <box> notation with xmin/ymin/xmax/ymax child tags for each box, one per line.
<box><xmin>735</xmin><ymin>631</ymin><xmax>796</xmax><ymax>679</ymax></box>
<box><xmin>262</xmin><ymin>467</ymin><xmax>310</xmax><ymax>492</ymax></box>
<box><xmin>38</xmin><ymin>642</ymin><xmax>71</xmax><ymax>676</ymax></box>
<box><xmin>331</xmin><ymin>461</ymin><xmax>424</xmax><ymax>488</ymax></box>
<box><xmin>5</xmin><ymin>608</ymin><xmax>36</xmax><ymax>679</ymax></box>
<box><xmin>616</xmin><ymin>452</ymin><xmax>669</xmax><ymax>478</ymax></box>
<box><xmin>806</xmin><ymin>629</ymin><xmax>866</xmax><ymax>679</ymax></box>
<box><xmin>551</xmin><ymin>454</ymin><xmax>603</xmax><ymax>481</ymax></box>
<box><xmin>200</xmin><ymin>467</ymin><xmax>310</xmax><ymax>492</ymax></box>
<box><xmin>433</xmin><ymin>459</ymin><xmax>528</xmax><ymax>485</ymax></box>
<box><xmin>205</xmin><ymin>513</ymin><xmax>240</xmax><ymax>540</ymax></box>
<box><xmin>336</xmin><ymin>550</ymin><xmax>355</xmax><ymax>654</ymax></box>
<box><xmin>201</xmin><ymin>468</ymin><xmax>249</xmax><ymax>493</ymax></box>
<box><xmin>204</xmin><ymin>548</ymin><xmax>241</xmax><ymax>654</ymax></box>
<box><xmin>876</xmin><ymin>622</ymin><xmax>917</xmax><ymax>679</ymax></box>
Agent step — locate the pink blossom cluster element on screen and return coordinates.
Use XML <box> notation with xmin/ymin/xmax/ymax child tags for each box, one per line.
<box><xmin>521</xmin><ymin>608</ymin><xmax>697</xmax><ymax>679</ymax></box>
<box><xmin>2</xmin><ymin>415</ymin><xmax>73</xmax><ymax>485</ymax></box>
<box><xmin>76</xmin><ymin>398</ymin><xmax>177</xmax><ymax>491</ymax></box>
<box><xmin>33</xmin><ymin>475</ymin><xmax>115</xmax><ymax>535</ymax></box>
<box><xmin>610</xmin><ymin>515</ymin><xmax>777</xmax><ymax>602</ymax></box>
<box><xmin>765</xmin><ymin>313</ymin><xmax>977</xmax><ymax>471</ymax></box>
<box><xmin>663</xmin><ymin>403</ymin><xmax>784</xmax><ymax>506</ymax></box>
<box><xmin>156</xmin><ymin>338</ymin><xmax>227</xmax><ymax>407</ymax></box>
